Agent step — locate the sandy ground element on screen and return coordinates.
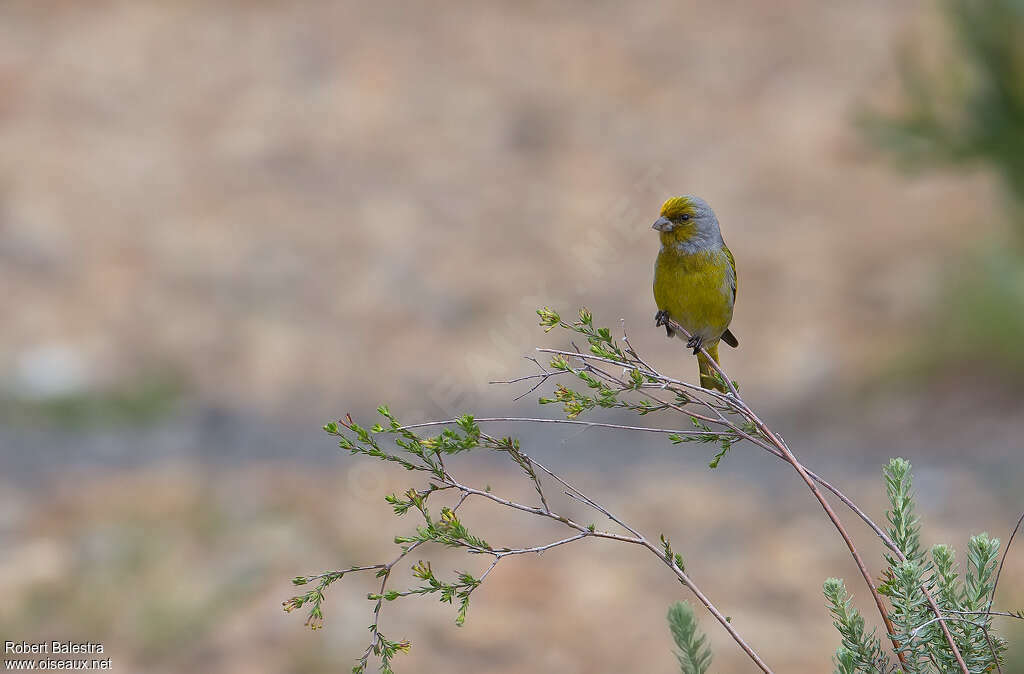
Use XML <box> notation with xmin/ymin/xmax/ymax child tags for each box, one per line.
<box><xmin>1</xmin><ymin>460</ymin><xmax>1020</xmax><ymax>673</ymax></box>
<box><xmin>0</xmin><ymin>0</ymin><xmax>1006</xmax><ymax>417</ymax></box>
<box><xmin>0</xmin><ymin>1</ymin><xmax>1021</xmax><ymax>671</ymax></box>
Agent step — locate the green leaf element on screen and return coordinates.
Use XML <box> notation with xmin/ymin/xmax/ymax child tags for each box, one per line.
<box><xmin>708</xmin><ymin>439</ymin><xmax>732</xmax><ymax>469</ymax></box>
<box><xmin>667</xmin><ymin>601</ymin><xmax>712</xmax><ymax>674</ymax></box>
<box><xmin>823</xmin><ymin>578</ymin><xmax>890</xmax><ymax>672</ymax></box>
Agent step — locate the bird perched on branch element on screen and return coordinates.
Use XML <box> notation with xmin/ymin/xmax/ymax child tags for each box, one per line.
<box><xmin>652</xmin><ymin>195</ymin><xmax>738</xmax><ymax>392</ymax></box>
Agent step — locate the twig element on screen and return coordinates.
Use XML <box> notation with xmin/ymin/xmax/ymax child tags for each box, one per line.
<box><xmin>529</xmin><ymin>316</ymin><xmax>970</xmax><ymax>672</ymax></box>
<box><xmin>357</xmin><ymin>540</ymin><xmax>424</xmax><ymax>671</ymax></box>
<box><xmin>533</xmin><ymin>347</ymin><xmax>904</xmax><ymax>554</ymax></box>
<box><xmin>313</xmin><ymin>309</ymin><xmax>1006</xmax><ymax>673</ymax></box>
<box><xmin>909</xmin><ymin>615</ymin><xmax>1004</xmax><ymax>674</ymax></box>
<box><xmin>529</xmin><ymin>455</ymin><xmax>644</xmax><ymax>540</ymax></box>
<box><xmin>394</xmin><ymin>416</ymin><xmax>712</xmax><ymax>437</ymax></box>
<box><xmin>946</xmin><ymin>609</ymin><xmax>1024</xmax><ymax>620</ymax></box>
<box><xmin>988</xmin><ymin>510</ymin><xmax>1024</xmax><ymax>613</ymax></box>
<box><xmin>354</xmin><ymin>486</ymin><xmax>478</xmax><ymax>671</ymax></box>
<box><xmin>659</xmin><ymin>315</ymin><xmax>967</xmax><ymax>674</ymax></box>
<box><xmin>441</xmin><ymin>455</ymin><xmax>773</xmax><ymax>671</ymax></box>
<box><xmin>621</xmin><ymin>318</ymin><xmax>660</xmax><ymax>375</ymax></box>
<box><xmin>302</xmin><ymin>564</ymin><xmax>386</xmax><ymax>581</ymax></box>
<box><xmin>490</xmin><ymin>356</ymin><xmax>553</xmax><ymax>401</ymax></box>
<box><xmin>651</xmin><ymin>539</ymin><xmax>774</xmax><ymax>673</ymax></box>
<box><xmin>517</xmin><ymin>346</ymin><xmax>916</xmax><ymax>583</ymax></box>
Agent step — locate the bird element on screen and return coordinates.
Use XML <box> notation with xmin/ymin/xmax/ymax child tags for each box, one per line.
<box><xmin>651</xmin><ymin>195</ymin><xmax>738</xmax><ymax>393</ymax></box>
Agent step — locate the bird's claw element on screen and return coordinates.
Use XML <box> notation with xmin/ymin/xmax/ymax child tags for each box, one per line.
<box><xmin>686</xmin><ymin>335</ymin><xmax>703</xmax><ymax>355</ymax></box>
<box><xmin>654</xmin><ymin>310</ymin><xmax>673</xmax><ymax>337</ymax></box>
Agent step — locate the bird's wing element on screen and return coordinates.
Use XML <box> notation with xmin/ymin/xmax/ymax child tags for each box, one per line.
<box><xmin>724</xmin><ymin>245</ymin><xmax>737</xmax><ymax>303</ymax></box>
<box><xmin>722</xmin><ymin>245</ymin><xmax>739</xmax><ymax>348</ymax></box>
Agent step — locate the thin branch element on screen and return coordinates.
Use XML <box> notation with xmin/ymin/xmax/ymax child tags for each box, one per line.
<box><xmin>452</xmin><ymin>490</ymin><xmax>470</xmax><ymax>512</ymax></box>
<box><xmin>530</xmin><ymin>455</ymin><xmax>644</xmax><ymax>540</ymax></box>
<box><xmin>541</xmin><ymin>347</ymin><xmax>908</xmax><ymax>572</ymax></box>
<box><xmin>351</xmin><ymin>475</ymin><xmax>482</xmax><ymax>671</ymax></box>
<box><xmin>301</xmin><ymin>564</ymin><xmax>386</xmax><ymax>581</ymax></box>
<box><xmin>909</xmin><ymin>615</ymin><xmax>1004</xmax><ymax>674</ymax></box>
<box><xmin>660</xmin><ymin>315</ymin><xmax>967</xmax><ymax>674</ymax></box>
<box><xmin>539</xmin><ymin>347</ymin><xmax>904</xmax><ymax>554</ymax></box>
<box><xmin>513</xmin><ymin>450</ymin><xmax>772</xmax><ymax>671</ymax></box>
<box><xmin>988</xmin><ymin>510</ymin><xmax>1024</xmax><ymax>613</ymax></box>
<box><xmin>642</xmin><ymin>537</ymin><xmax>773</xmax><ymax>673</ymax></box>
<box><xmin>393</xmin><ymin>416</ymin><xmax>712</xmax><ymax>437</ymax></box>
<box><xmin>531</xmin><ymin>316</ymin><xmax>970</xmax><ymax>671</ymax></box>
<box><xmin>443</xmin><ymin>461</ymin><xmax>772</xmax><ymax>672</ymax></box>
<box><xmin>357</xmin><ymin>540</ymin><xmax>425</xmax><ymax>671</ymax></box>
<box><xmin>312</xmin><ymin>309</ymin><xmax>1009</xmax><ymax>673</ymax></box>
<box><xmin>488</xmin><ymin>532</ymin><xmax>590</xmax><ymax>556</ymax></box>
<box><xmin>621</xmin><ymin>318</ymin><xmax>660</xmax><ymax>375</ymax></box>
<box><xmin>489</xmin><ymin>356</ymin><xmax>554</xmax><ymax>401</ymax></box>
<box><xmin>946</xmin><ymin>609</ymin><xmax>1024</xmax><ymax>620</ymax></box>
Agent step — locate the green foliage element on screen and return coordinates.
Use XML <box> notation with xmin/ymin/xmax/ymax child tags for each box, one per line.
<box><xmin>535</xmin><ymin>309</ymin><xmax>644</xmax><ymax>419</ymax></box>
<box><xmin>289</xmin><ymin>309</ymin><xmax>1019</xmax><ymax>673</ymax></box>
<box><xmin>292</xmin><ymin>407</ymin><xmax>513</xmax><ymax>672</ymax></box>
<box><xmin>283</xmin><ymin>570</ymin><xmax>348</xmax><ymax>631</ymax></box>
<box><xmin>289</xmin><ymin>309</ymin><xmax>767</xmax><ymax>672</ymax></box>
<box><xmin>864</xmin><ymin>0</ymin><xmax>1024</xmax><ymax>207</ymax></box>
<box><xmin>325</xmin><ymin>408</ymin><xmax>483</xmax><ymax>479</ymax></box>
<box><xmin>394</xmin><ymin>507</ymin><xmax>492</xmax><ymax>552</ymax></box>
<box><xmin>931</xmin><ymin>249</ymin><xmax>1024</xmax><ymax>379</ymax></box>
<box><xmin>538</xmin><ymin>307</ymin><xmax>750</xmax><ymax>464</ymax></box>
<box><xmin>0</xmin><ymin>371</ymin><xmax>184</xmax><ymax>428</ymax></box>
<box><xmin>352</xmin><ymin>634</ymin><xmax>410</xmax><ymax>674</ymax></box>
<box><xmin>888</xmin><ymin>560</ymin><xmax>932</xmax><ymax>670</ymax></box>
<box><xmin>660</xmin><ymin>534</ymin><xmax>686</xmax><ymax>573</ymax></box>
<box><xmin>667</xmin><ymin>417</ymin><xmax>744</xmax><ymax>469</ymax></box>
<box><xmin>667</xmin><ymin>602</ymin><xmax>712</xmax><ymax>674</ymax></box>
<box><xmin>707</xmin><ymin>438</ymin><xmax>732</xmax><ymax>469</ymax></box>
<box><xmin>538</xmin><ymin>306</ymin><xmax>629</xmax><ymax>361</ymax></box>
<box><xmin>865</xmin><ymin>0</ymin><xmax>1024</xmax><ymax>381</ymax></box>
<box><xmin>883</xmin><ymin>458</ymin><xmax>923</xmax><ymax>566</ymax></box>
<box><xmin>826</xmin><ymin>458</ymin><xmax>1008</xmax><ymax>673</ymax></box>
<box><xmin>955</xmin><ymin>534</ymin><xmax>1008</xmax><ymax>669</ymax></box>
<box><xmin>373</xmin><ymin>561</ymin><xmax>481</xmax><ymax>628</ymax></box>
<box><xmin>823</xmin><ymin>578</ymin><xmax>892</xmax><ymax>673</ymax></box>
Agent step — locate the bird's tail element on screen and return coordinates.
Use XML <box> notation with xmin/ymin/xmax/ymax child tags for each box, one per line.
<box><xmin>697</xmin><ymin>342</ymin><xmax>726</xmax><ymax>393</ymax></box>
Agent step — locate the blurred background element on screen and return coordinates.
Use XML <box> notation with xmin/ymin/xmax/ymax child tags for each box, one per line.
<box><xmin>1</xmin><ymin>1</ymin><xmax>1022</xmax><ymax>671</ymax></box>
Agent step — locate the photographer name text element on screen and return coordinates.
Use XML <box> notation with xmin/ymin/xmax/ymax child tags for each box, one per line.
<box><xmin>5</xmin><ymin>642</ymin><xmax>103</xmax><ymax>655</ymax></box>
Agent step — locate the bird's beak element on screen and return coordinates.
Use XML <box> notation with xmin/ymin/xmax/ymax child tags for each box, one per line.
<box><xmin>652</xmin><ymin>216</ymin><xmax>673</xmax><ymax>232</ymax></box>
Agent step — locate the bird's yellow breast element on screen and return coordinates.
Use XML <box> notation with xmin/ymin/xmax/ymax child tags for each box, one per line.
<box><xmin>653</xmin><ymin>246</ymin><xmax>735</xmax><ymax>342</ymax></box>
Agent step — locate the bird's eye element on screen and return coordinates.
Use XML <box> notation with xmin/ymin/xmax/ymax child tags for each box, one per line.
<box><xmin>681</xmin><ymin>214</ymin><xmax>691</xmax><ymax>221</ymax></box>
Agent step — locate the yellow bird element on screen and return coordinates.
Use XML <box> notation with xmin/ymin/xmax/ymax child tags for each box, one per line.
<box><xmin>652</xmin><ymin>196</ymin><xmax>738</xmax><ymax>392</ymax></box>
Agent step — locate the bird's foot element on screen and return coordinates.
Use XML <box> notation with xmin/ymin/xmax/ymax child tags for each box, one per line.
<box><xmin>654</xmin><ymin>310</ymin><xmax>673</xmax><ymax>337</ymax></box>
<box><xmin>686</xmin><ymin>334</ymin><xmax>703</xmax><ymax>355</ymax></box>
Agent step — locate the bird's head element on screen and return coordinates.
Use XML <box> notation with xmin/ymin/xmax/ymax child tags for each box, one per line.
<box><xmin>652</xmin><ymin>196</ymin><xmax>723</xmax><ymax>251</ymax></box>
